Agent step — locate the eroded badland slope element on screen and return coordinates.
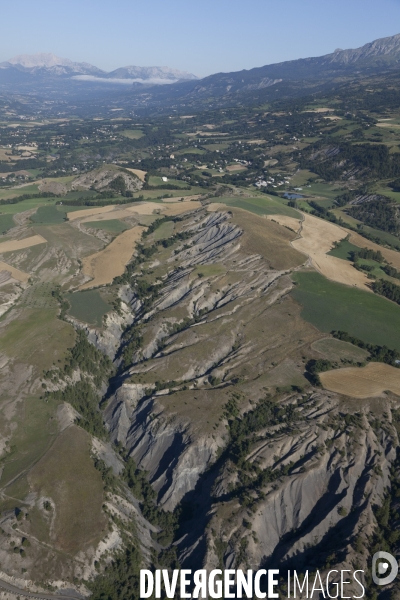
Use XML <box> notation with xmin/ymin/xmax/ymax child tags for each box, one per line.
<box><xmin>0</xmin><ymin>202</ymin><xmax>399</xmax><ymax>598</ymax></box>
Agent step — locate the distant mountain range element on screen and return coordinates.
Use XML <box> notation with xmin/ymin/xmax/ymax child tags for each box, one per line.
<box><xmin>1</xmin><ymin>33</ymin><xmax>400</xmax><ymax>110</ymax></box>
<box><xmin>0</xmin><ymin>53</ymin><xmax>198</xmax><ymax>85</ymax></box>
<box><xmin>144</xmin><ymin>32</ymin><xmax>400</xmax><ymax>101</ymax></box>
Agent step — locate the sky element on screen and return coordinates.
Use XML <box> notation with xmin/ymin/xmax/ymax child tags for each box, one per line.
<box><xmin>1</xmin><ymin>0</ymin><xmax>400</xmax><ymax>77</ymax></box>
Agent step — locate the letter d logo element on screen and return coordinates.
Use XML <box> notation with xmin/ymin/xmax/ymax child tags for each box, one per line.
<box><xmin>372</xmin><ymin>551</ymin><xmax>398</xmax><ymax>586</ymax></box>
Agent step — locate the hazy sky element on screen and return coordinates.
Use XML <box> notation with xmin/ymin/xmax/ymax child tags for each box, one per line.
<box><xmin>2</xmin><ymin>0</ymin><xmax>400</xmax><ymax>77</ymax></box>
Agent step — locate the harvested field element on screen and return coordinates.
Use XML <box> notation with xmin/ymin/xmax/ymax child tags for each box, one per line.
<box><xmin>187</xmin><ymin>131</ymin><xmax>229</xmax><ymax>137</ymax></box>
<box><xmin>348</xmin><ymin>231</ymin><xmax>400</xmax><ymax>271</ymax></box>
<box><xmin>320</xmin><ymin>362</ymin><xmax>400</xmax><ymax>398</ymax></box>
<box><xmin>74</xmin><ymin>201</ymin><xmax>200</xmax><ymax>224</ymax></box>
<box><xmin>0</xmin><ymin>149</ymin><xmax>18</xmax><ymax>162</ymax></box>
<box><xmin>304</xmin><ymin>107</ymin><xmax>335</xmax><ymax>113</ymax></box>
<box><xmin>0</xmin><ymin>234</ymin><xmax>47</xmax><ymax>254</ymax></box>
<box><xmin>126</xmin><ymin>168</ymin><xmax>147</xmax><ymax>181</ymax></box>
<box><xmin>126</xmin><ymin>202</ymin><xmax>165</xmax><ymax>215</ymax></box>
<box><xmin>160</xmin><ymin>201</ymin><xmax>201</xmax><ymax>216</ymax></box>
<box><xmin>267</xmin><ymin>214</ymin><xmax>301</xmax><ymax>233</ymax></box>
<box><xmin>226</xmin><ymin>164</ymin><xmax>247</xmax><ymax>172</ymax></box>
<box><xmin>292</xmin><ymin>213</ymin><xmax>370</xmax><ymax>290</ymax></box>
<box><xmin>80</xmin><ymin>226</ymin><xmax>145</xmax><ymax>289</ymax></box>
<box><xmin>80</xmin><ymin>208</ymin><xmax>138</xmax><ymax>223</ymax></box>
<box><xmin>67</xmin><ymin>205</ymin><xmax>116</xmax><ymax>221</ymax></box>
<box><xmin>377</xmin><ymin>123</ymin><xmax>400</xmax><ymax>128</ymax></box>
<box><xmin>207</xmin><ymin>203</ymin><xmax>227</xmax><ymax>212</ymax></box>
<box><xmin>0</xmin><ymin>261</ymin><xmax>29</xmax><ymax>282</ymax></box>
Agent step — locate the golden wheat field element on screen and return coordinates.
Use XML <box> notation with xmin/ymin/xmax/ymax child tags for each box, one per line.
<box><xmin>0</xmin><ymin>234</ymin><xmax>47</xmax><ymax>253</ymax></box>
<box><xmin>70</xmin><ymin>201</ymin><xmax>201</xmax><ymax>225</ymax></box>
<box><xmin>292</xmin><ymin>213</ymin><xmax>370</xmax><ymax>290</ymax></box>
<box><xmin>349</xmin><ymin>231</ymin><xmax>400</xmax><ymax>271</ymax></box>
<box><xmin>0</xmin><ymin>261</ymin><xmax>29</xmax><ymax>282</ymax></box>
<box><xmin>79</xmin><ymin>226</ymin><xmax>146</xmax><ymax>290</ymax></box>
<box><xmin>266</xmin><ymin>214</ymin><xmax>302</xmax><ymax>233</ymax></box>
<box><xmin>67</xmin><ymin>206</ymin><xmax>116</xmax><ymax>221</ymax></box>
<box><xmin>125</xmin><ymin>168</ymin><xmax>147</xmax><ymax>181</ymax></box>
<box><xmin>160</xmin><ymin>201</ymin><xmax>201</xmax><ymax>216</ymax></box>
<box><xmin>320</xmin><ymin>362</ymin><xmax>400</xmax><ymax>398</ymax></box>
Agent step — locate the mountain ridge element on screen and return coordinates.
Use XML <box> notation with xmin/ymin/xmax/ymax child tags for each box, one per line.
<box><xmin>0</xmin><ymin>53</ymin><xmax>198</xmax><ymax>83</ymax></box>
<box><xmin>1</xmin><ymin>32</ymin><xmax>400</xmax><ymax>103</ymax></box>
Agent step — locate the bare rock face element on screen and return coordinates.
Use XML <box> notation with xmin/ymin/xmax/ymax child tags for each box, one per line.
<box><xmin>71</xmin><ymin>167</ymin><xmax>143</xmax><ymax>193</ymax></box>
<box><xmin>97</xmin><ymin>206</ymin><xmax>400</xmax><ymax>582</ymax></box>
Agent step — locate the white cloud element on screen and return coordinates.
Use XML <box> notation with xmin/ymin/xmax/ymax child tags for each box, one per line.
<box><xmin>72</xmin><ymin>75</ymin><xmax>179</xmax><ymax>85</ymax></box>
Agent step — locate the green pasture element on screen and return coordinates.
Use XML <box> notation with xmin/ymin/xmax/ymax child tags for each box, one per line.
<box><xmin>0</xmin><ymin>197</ymin><xmax>58</xmax><ymax>215</ymax></box>
<box><xmin>291</xmin><ymin>271</ymin><xmax>400</xmax><ymax>350</ymax></box>
<box><xmin>0</xmin><ymin>397</ymin><xmax>59</xmax><ymax>489</ymax></box>
<box><xmin>152</xmin><ymin>221</ymin><xmax>174</xmax><ymax>241</ymax></box>
<box><xmin>216</xmin><ymin>195</ymin><xmax>301</xmax><ymax>218</ymax></box>
<box><xmin>0</xmin><ymin>214</ymin><xmax>15</xmax><ymax>234</ymax></box>
<box><xmin>374</xmin><ymin>186</ymin><xmax>400</xmax><ymax>203</ymax></box>
<box><xmin>192</xmin><ymin>264</ymin><xmax>227</xmax><ymax>278</ymax></box>
<box><xmin>66</xmin><ymin>290</ymin><xmax>111</xmax><ymax>327</ymax></box>
<box><xmin>148</xmin><ymin>176</ymin><xmax>189</xmax><ymax>188</ymax></box>
<box><xmin>328</xmin><ymin>238</ymin><xmax>360</xmax><ymax>260</ymax></box>
<box><xmin>175</xmin><ymin>148</ymin><xmax>206</xmax><ymax>155</ymax></box>
<box><xmin>311</xmin><ymin>337</ymin><xmax>369</xmax><ymax>362</ymax></box>
<box><xmin>334</xmin><ymin>209</ymin><xmax>400</xmax><ymax>248</ymax></box>
<box><xmin>133</xmin><ymin>188</ymin><xmax>203</xmax><ymax>200</ymax></box>
<box><xmin>31</xmin><ymin>205</ymin><xmax>66</xmax><ymax>224</ymax></box>
<box><xmin>0</xmin><ymin>184</ymin><xmax>40</xmax><ymax>200</ymax></box>
<box><xmin>121</xmin><ymin>129</ymin><xmax>144</xmax><ymax>139</ymax></box>
<box><xmin>202</xmin><ymin>142</ymin><xmax>231</xmax><ymax>151</ymax></box>
<box><xmin>85</xmin><ymin>219</ymin><xmax>129</xmax><ymax>233</ymax></box>
<box><xmin>306</xmin><ymin>183</ymin><xmax>342</xmax><ymax>200</ymax></box>
<box><xmin>289</xmin><ymin>170</ymin><xmax>314</xmax><ymax>187</ymax></box>
<box><xmin>312</xmin><ymin>198</ymin><xmax>336</xmax><ymax>209</ymax></box>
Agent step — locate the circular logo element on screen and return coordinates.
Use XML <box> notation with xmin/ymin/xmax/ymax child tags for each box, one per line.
<box><xmin>372</xmin><ymin>551</ymin><xmax>398</xmax><ymax>586</ymax></box>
